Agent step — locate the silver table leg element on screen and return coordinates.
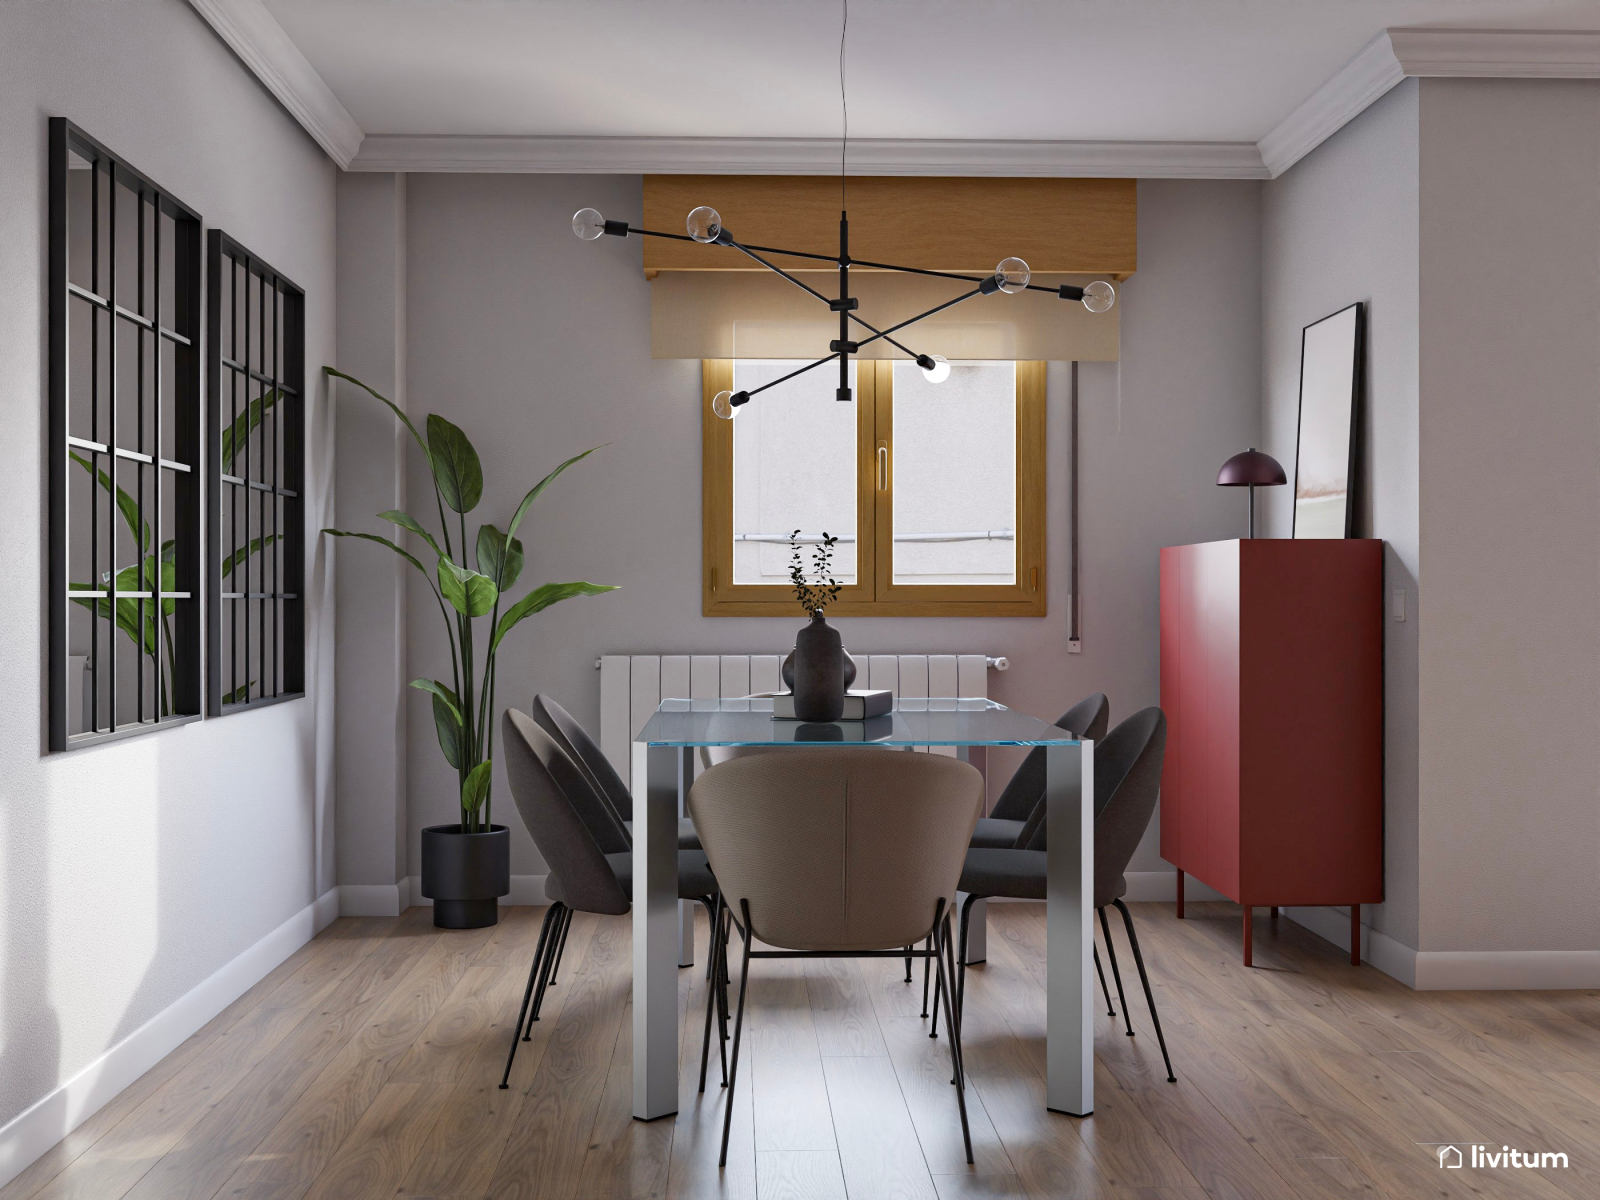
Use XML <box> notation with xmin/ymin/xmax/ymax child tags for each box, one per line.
<box><xmin>633</xmin><ymin>742</ymin><xmax>687</xmax><ymax>1120</ymax></box>
<box><xmin>956</xmin><ymin>744</ymin><xmax>987</xmax><ymax>963</ymax></box>
<box><xmin>1045</xmin><ymin>740</ymin><xmax>1094</xmax><ymax>1116</ymax></box>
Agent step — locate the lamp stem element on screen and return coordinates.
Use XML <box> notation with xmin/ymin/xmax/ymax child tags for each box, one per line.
<box><xmin>1248</xmin><ymin>484</ymin><xmax>1256</xmax><ymax>539</ymax></box>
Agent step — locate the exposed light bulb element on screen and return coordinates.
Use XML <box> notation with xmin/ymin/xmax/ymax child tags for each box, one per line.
<box><xmin>1082</xmin><ymin>280</ymin><xmax>1116</xmax><ymax>313</ymax></box>
<box><xmin>687</xmin><ymin>206</ymin><xmax>724</xmax><ymax>243</ymax></box>
<box><xmin>712</xmin><ymin>390</ymin><xmax>738</xmax><ymax>420</ymax></box>
<box><xmin>995</xmin><ymin>257</ymin><xmax>1031</xmax><ymax>294</ymax></box>
<box><xmin>921</xmin><ymin>354</ymin><xmax>951</xmax><ymax>384</ymax></box>
<box><xmin>572</xmin><ymin>208</ymin><xmax>605</xmax><ymax>240</ymax></box>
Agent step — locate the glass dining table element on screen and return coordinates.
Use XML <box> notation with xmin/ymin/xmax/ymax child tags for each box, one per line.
<box><xmin>629</xmin><ymin>696</ymin><xmax>1095</xmax><ymax>1121</ymax></box>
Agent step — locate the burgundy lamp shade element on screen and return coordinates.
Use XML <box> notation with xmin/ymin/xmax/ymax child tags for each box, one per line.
<box><xmin>1216</xmin><ymin>448</ymin><xmax>1286</xmax><ymax>488</ymax></box>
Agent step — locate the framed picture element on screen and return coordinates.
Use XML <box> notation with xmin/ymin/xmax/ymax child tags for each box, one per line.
<box><xmin>1292</xmin><ymin>301</ymin><xmax>1364</xmax><ymax>539</ymax></box>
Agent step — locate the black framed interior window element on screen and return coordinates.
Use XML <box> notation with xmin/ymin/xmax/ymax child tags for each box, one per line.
<box><xmin>49</xmin><ymin>119</ymin><xmax>203</xmax><ymax>750</ymax></box>
<box><xmin>206</xmin><ymin>232</ymin><xmax>305</xmax><ymax>713</ymax></box>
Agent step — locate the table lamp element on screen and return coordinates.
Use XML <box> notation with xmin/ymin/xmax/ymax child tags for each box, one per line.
<box><xmin>1216</xmin><ymin>447</ymin><xmax>1287</xmax><ymax>538</ymax></box>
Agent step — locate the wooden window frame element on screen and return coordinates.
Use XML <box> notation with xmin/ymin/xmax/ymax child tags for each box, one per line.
<box><xmin>703</xmin><ymin>359</ymin><xmax>1046</xmax><ymax>617</ymax></box>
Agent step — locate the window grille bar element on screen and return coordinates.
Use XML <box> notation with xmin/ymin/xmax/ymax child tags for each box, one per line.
<box><xmin>90</xmin><ymin>152</ymin><xmax>100</xmax><ymax>732</ymax></box>
<box><xmin>106</xmin><ymin>155</ymin><xmax>117</xmax><ymax>732</ymax></box>
<box><xmin>230</xmin><ymin>254</ymin><xmax>240</xmax><ymax>705</ymax></box>
<box><xmin>136</xmin><ymin>183</ymin><xmax>146</xmax><ymax>725</ymax></box>
<box><xmin>271</xmin><ymin>271</ymin><xmax>280</xmax><ymax>697</ymax></box>
<box><xmin>153</xmin><ymin>187</ymin><xmax>164</xmax><ymax>717</ymax></box>
<box><xmin>219</xmin><ymin>357</ymin><xmax>298</xmax><ymax>395</ymax></box>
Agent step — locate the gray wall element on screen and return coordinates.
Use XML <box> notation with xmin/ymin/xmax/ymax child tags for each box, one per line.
<box><xmin>1417</xmin><ymin>78</ymin><xmax>1600</xmax><ymax>954</ymax></box>
<box><xmin>0</xmin><ymin>0</ymin><xmax>336</xmax><ymax>1136</ymax></box>
<box><xmin>329</xmin><ymin>173</ymin><xmax>1261</xmax><ymax>882</ymax></box>
<box><xmin>1260</xmin><ymin>80</ymin><xmax>1421</xmax><ymax>948</ymax></box>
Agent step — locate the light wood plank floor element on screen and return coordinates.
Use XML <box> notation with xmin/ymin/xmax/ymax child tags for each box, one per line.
<box><xmin>6</xmin><ymin>901</ymin><xmax>1599</xmax><ymax>1200</ymax></box>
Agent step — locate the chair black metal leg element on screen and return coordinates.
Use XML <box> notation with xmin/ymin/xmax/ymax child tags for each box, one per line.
<box><xmin>1113</xmin><ymin>899</ymin><xmax>1176</xmax><ymax>1083</ymax></box>
<box><xmin>1094</xmin><ymin>945</ymin><xmax>1117</xmax><ymax>1017</ymax></box>
<box><xmin>720</xmin><ymin>901</ymin><xmax>755</xmax><ymax>1168</ymax></box>
<box><xmin>1098</xmin><ymin>906</ymin><xmax>1135</xmax><ymax>1037</ymax></box>
<box><xmin>904</xmin><ymin>946</ymin><xmax>913</xmax><ymax>983</ymax></box>
<box><xmin>699</xmin><ymin>894</ymin><xmax>724</xmax><ymax>1093</ymax></box>
<box><xmin>920</xmin><ymin>935</ymin><xmax>933</xmax><ymax>1018</ymax></box>
<box><xmin>716</xmin><ymin>906</ymin><xmax>730</xmax><ymax>1083</ymax></box>
<box><xmin>500</xmin><ymin>903</ymin><xmax>560</xmax><ymax>1088</ymax></box>
<box><xmin>957</xmin><ymin>892</ymin><xmax>981</xmax><ymax>1039</ymax></box>
<box><xmin>933</xmin><ymin>911</ymin><xmax>974</xmax><ymax>1165</ymax></box>
<box><xmin>524</xmin><ymin>906</ymin><xmax>565</xmax><ymax>1035</ymax></box>
<box><xmin>942</xmin><ymin>912</ymin><xmax>966</xmax><ymax>1088</ymax></box>
<box><xmin>546</xmin><ymin>905</ymin><xmax>574</xmax><ymax>986</ymax></box>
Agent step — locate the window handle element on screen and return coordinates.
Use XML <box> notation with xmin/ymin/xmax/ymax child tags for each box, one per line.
<box><xmin>877</xmin><ymin>444</ymin><xmax>889</xmax><ymax>491</ymax></box>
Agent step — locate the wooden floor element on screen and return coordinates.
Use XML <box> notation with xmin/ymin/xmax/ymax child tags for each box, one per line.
<box><xmin>6</xmin><ymin>900</ymin><xmax>1600</xmax><ymax>1200</ymax></box>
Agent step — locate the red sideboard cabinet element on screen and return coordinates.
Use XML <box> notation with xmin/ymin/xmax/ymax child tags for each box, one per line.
<box><xmin>1159</xmin><ymin>538</ymin><xmax>1383</xmax><ymax>966</ymax></box>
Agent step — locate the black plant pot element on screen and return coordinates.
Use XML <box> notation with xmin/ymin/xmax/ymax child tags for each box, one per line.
<box><xmin>420</xmin><ymin>824</ymin><xmax>510</xmax><ymax>929</ymax></box>
<box><xmin>791</xmin><ymin>613</ymin><xmax>847</xmax><ymax>722</ymax></box>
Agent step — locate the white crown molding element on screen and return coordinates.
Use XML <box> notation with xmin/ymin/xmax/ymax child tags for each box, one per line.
<box><xmin>1257</xmin><ymin>33</ymin><xmax>1406</xmax><ymax>178</ymax></box>
<box><xmin>1259</xmin><ymin>27</ymin><xmax>1600</xmax><ymax>178</ymax></box>
<box><xmin>348</xmin><ymin>135</ymin><xmax>1269</xmax><ymax>179</ymax></box>
<box><xmin>186</xmin><ymin>0</ymin><xmax>363</xmax><ymax>168</ymax></box>
<box><xmin>1389</xmin><ymin>26</ymin><xmax>1600</xmax><ymax>76</ymax></box>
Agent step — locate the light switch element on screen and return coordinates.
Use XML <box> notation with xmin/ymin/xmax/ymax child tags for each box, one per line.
<box><xmin>1392</xmin><ymin>589</ymin><xmax>1406</xmax><ymax>622</ymax></box>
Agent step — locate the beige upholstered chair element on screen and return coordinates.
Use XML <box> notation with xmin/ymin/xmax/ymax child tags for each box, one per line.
<box><xmin>688</xmin><ymin>748</ymin><xmax>983</xmax><ymax>1166</ymax></box>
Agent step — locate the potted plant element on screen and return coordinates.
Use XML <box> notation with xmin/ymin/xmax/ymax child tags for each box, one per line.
<box><xmin>783</xmin><ymin>530</ymin><xmax>851</xmax><ymax>721</ymax></box>
<box><xmin>321</xmin><ymin>369</ymin><xmax>616</xmax><ymax>928</ymax></box>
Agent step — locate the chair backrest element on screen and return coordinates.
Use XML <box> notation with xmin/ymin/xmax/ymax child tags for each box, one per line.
<box><xmin>689</xmin><ymin>749</ymin><xmax>983</xmax><ymax>952</ymax></box>
<box><xmin>532</xmin><ymin>693</ymin><xmax>634</xmax><ymax>832</ymax></box>
<box><xmin>989</xmin><ymin>693</ymin><xmax>1111</xmax><ymax>825</ymax></box>
<box><xmin>1090</xmin><ymin>708</ymin><xmax>1167</xmax><ymax>907</ymax></box>
<box><xmin>502</xmin><ymin>709</ymin><xmax>630</xmax><ymax>915</ymax></box>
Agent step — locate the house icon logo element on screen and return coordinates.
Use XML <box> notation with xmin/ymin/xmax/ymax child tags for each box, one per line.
<box><xmin>1439</xmin><ymin>1146</ymin><xmax>1463</xmax><ymax>1168</ymax></box>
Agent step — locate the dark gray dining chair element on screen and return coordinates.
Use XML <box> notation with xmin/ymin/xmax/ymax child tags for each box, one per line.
<box><xmin>531</xmin><ymin>693</ymin><xmax>702</xmax><ymax>849</ymax></box>
<box><xmin>954</xmin><ymin>707</ymin><xmax>1175</xmax><ymax>1083</ymax></box>
<box><xmin>968</xmin><ymin>693</ymin><xmax>1110</xmax><ymax>849</ymax></box>
<box><xmin>499</xmin><ymin>709</ymin><xmax>724</xmax><ymax>1090</ymax></box>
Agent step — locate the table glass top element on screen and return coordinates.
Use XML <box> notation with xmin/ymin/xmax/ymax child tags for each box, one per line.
<box><xmin>635</xmin><ymin>697</ymin><xmax>1081</xmax><ymax>748</ymax></box>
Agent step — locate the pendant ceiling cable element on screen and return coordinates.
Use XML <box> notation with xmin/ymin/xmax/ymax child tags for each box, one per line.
<box><xmin>571</xmin><ymin>0</ymin><xmax>1115</xmax><ymax>415</ymax></box>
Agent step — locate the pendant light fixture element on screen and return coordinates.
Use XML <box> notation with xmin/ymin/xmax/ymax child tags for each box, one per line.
<box><xmin>572</xmin><ymin>0</ymin><xmax>1116</xmax><ymax>416</ymax></box>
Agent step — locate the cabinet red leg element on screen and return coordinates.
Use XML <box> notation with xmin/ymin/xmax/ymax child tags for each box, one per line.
<box><xmin>1243</xmin><ymin>908</ymin><xmax>1253</xmax><ymax>967</ymax></box>
<box><xmin>1269</xmin><ymin>906</ymin><xmax>1278</xmax><ymax>919</ymax></box>
<box><xmin>1175</xmin><ymin>869</ymin><xmax>1185</xmax><ymax>919</ymax></box>
<box><xmin>1351</xmin><ymin>904</ymin><xmax>1361</xmax><ymax>966</ymax></box>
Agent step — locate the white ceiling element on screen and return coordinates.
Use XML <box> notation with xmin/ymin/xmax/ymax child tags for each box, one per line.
<box><xmin>261</xmin><ymin>0</ymin><xmax>1600</xmax><ymax>143</ymax></box>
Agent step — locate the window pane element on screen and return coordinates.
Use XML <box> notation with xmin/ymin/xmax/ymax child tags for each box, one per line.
<box><xmin>731</xmin><ymin>360</ymin><xmax>857</xmax><ymax>585</ymax></box>
<box><xmin>891</xmin><ymin>361</ymin><xmax>1016</xmax><ymax>585</ymax></box>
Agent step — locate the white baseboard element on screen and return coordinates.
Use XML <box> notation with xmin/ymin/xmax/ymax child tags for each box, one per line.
<box><xmin>1278</xmin><ymin>905</ymin><xmax>1419</xmax><ymax>987</ymax></box>
<box><xmin>0</xmin><ymin>887</ymin><xmax>339</xmax><ymax>1192</ymax></box>
<box><xmin>338</xmin><ymin>874</ymin><xmax>549</xmax><ymax>916</ymax></box>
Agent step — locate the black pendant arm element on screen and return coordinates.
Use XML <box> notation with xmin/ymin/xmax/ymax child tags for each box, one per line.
<box><xmin>852</xmin><ymin>286</ymin><xmax>985</xmax><ymax>351</ymax></box>
<box><xmin>742</xmin><ymin>353</ymin><xmax>843</xmax><ymax>401</ymax></box>
<box><xmin>846</xmin><ymin>258</ymin><xmax>985</xmax><ymax>285</ymax></box>
<box><xmin>726</xmin><ymin>239</ymin><xmax>835</xmax><ymax>306</ymax></box>
<box><xmin>622</xmin><ymin>225</ymin><xmax>700</xmax><ymax>244</ymax></box>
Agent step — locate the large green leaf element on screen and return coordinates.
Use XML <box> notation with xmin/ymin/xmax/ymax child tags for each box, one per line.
<box><xmin>324</xmin><ymin>369</ymin><xmax>431</xmax><ymax>462</ymax></box>
<box><xmin>220</xmin><ymin>389</ymin><xmax>279</xmax><ymax>474</ymax></box>
<box><xmin>379</xmin><ymin>510</ymin><xmax>444</xmax><ymax>559</ymax></box>
<box><xmin>437</xmin><ymin>557</ymin><xmax>498</xmax><ymax>618</ymax></box>
<box><xmin>321</xmin><ymin>528</ymin><xmax>429</xmax><ymax>578</ymax></box>
<box><xmin>222</xmin><ymin>680</ymin><xmax>257</xmax><ymax>705</ymax></box>
<box><xmin>461</xmin><ymin>760</ymin><xmax>493</xmax><ymax>816</ymax></box>
<box><xmin>426</xmin><ymin>414</ymin><xmax>483</xmax><ymax>514</ymax></box>
<box><xmin>476</xmin><ymin>524</ymin><xmax>525</xmax><ymax>591</ymax></box>
<box><xmin>491</xmin><ymin>581</ymin><xmax>617</xmax><ymax>652</ymax></box>
<box><xmin>411</xmin><ymin>679</ymin><xmax>465</xmax><ymax>770</ymax></box>
<box><xmin>221</xmin><ymin>535</ymin><xmax>277</xmax><ymax>581</ymax></box>
<box><xmin>506</xmin><ymin>446</ymin><xmax>602</xmax><ymax>540</ymax></box>
<box><xmin>70</xmin><ymin>452</ymin><xmax>149</xmax><ymax>554</ymax></box>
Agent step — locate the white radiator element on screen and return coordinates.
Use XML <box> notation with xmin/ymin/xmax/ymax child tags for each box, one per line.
<box><xmin>597</xmin><ymin>653</ymin><xmax>1001</xmax><ymax>790</ymax></box>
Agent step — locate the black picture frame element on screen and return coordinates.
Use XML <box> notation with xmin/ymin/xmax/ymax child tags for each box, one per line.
<box><xmin>48</xmin><ymin>118</ymin><xmax>203</xmax><ymax>750</ymax></box>
<box><xmin>1291</xmin><ymin>301</ymin><xmax>1365</xmax><ymax>540</ymax></box>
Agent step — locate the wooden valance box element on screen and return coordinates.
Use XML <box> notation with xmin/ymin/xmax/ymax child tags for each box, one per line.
<box><xmin>1159</xmin><ymin>538</ymin><xmax>1384</xmax><ymax>966</ymax></box>
<box><xmin>641</xmin><ymin>175</ymin><xmax>1137</xmax><ymax>277</ymax></box>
